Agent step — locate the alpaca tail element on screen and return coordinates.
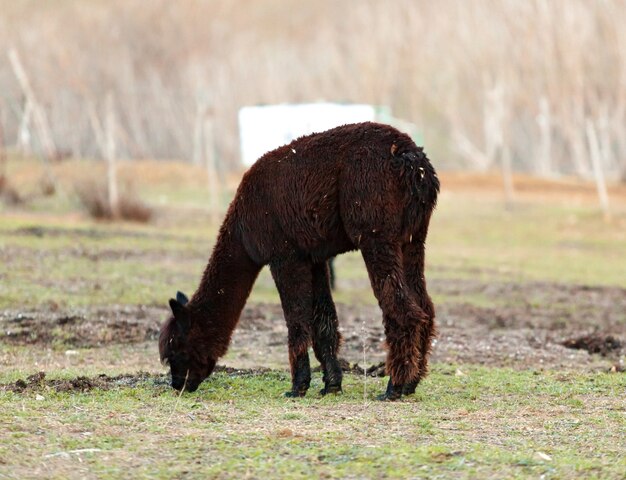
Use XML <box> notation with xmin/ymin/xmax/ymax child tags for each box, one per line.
<box><xmin>394</xmin><ymin>147</ymin><xmax>440</xmax><ymax>233</ymax></box>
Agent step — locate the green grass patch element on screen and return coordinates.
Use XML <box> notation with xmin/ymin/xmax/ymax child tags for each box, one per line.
<box><xmin>1</xmin><ymin>366</ymin><xmax>624</xmax><ymax>479</ymax></box>
<box><xmin>2</xmin><ymin>191</ymin><xmax>624</xmax><ymax>309</ymax></box>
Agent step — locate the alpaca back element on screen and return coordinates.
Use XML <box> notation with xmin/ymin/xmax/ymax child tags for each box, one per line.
<box><xmin>231</xmin><ymin>122</ymin><xmax>438</xmax><ymax>262</ymax></box>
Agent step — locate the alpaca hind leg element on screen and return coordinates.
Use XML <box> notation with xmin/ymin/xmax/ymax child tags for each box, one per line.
<box><xmin>270</xmin><ymin>258</ymin><xmax>313</xmax><ymax>397</ymax></box>
<box><xmin>360</xmin><ymin>240</ymin><xmax>430</xmax><ymax>401</ymax></box>
<box><xmin>401</xmin><ymin>238</ymin><xmax>436</xmax><ymax>395</ymax></box>
<box><xmin>311</xmin><ymin>261</ymin><xmax>343</xmax><ymax>395</ymax></box>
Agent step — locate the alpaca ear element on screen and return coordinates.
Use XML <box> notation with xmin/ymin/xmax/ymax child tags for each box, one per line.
<box><xmin>169</xmin><ymin>298</ymin><xmax>186</xmax><ymax>317</ymax></box>
<box><xmin>176</xmin><ymin>291</ymin><xmax>189</xmax><ymax>306</ymax></box>
<box><xmin>169</xmin><ymin>298</ymin><xmax>190</xmax><ymax>333</ymax></box>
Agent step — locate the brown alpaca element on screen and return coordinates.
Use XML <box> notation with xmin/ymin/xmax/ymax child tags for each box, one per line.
<box><xmin>159</xmin><ymin>122</ymin><xmax>439</xmax><ymax>400</ymax></box>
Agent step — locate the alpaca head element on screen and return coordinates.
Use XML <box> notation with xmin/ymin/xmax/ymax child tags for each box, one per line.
<box><xmin>159</xmin><ymin>291</ymin><xmax>216</xmax><ymax>392</ymax></box>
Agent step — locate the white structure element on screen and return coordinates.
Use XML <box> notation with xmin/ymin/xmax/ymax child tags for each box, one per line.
<box><xmin>238</xmin><ymin>103</ymin><xmax>383</xmax><ymax>166</ymax></box>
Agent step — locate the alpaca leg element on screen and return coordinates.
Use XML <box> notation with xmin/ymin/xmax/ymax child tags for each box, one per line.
<box><xmin>328</xmin><ymin>257</ymin><xmax>336</xmax><ymax>290</ymax></box>
<box><xmin>311</xmin><ymin>261</ymin><xmax>343</xmax><ymax>395</ymax></box>
<box><xmin>401</xmin><ymin>238</ymin><xmax>436</xmax><ymax>395</ymax></box>
<box><xmin>360</xmin><ymin>240</ymin><xmax>430</xmax><ymax>401</ymax></box>
<box><xmin>270</xmin><ymin>258</ymin><xmax>313</xmax><ymax>397</ymax></box>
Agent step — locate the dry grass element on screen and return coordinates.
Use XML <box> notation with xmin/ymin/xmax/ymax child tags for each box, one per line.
<box><xmin>74</xmin><ymin>179</ymin><xmax>152</xmax><ymax>222</ymax></box>
<box><xmin>8</xmin><ymin>157</ymin><xmax>626</xmax><ymax>206</ymax></box>
<box><xmin>39</xmin><ymin>174</ymin><xmax>56</xmax><ymax>197</ymax></box>
<box><xmin>8</xmin><ymin>157</ymin><xmax>238</xmax><ymax>195</ymax></box>
<box><xmin>0</xmin><ymin>173</ymin><xmax>22</xmax><ymax>205</ymax></box>
<box><xmin>441</xmin><ymin>171</ymin><xmax>626</xmax><ymax>205</ymax></box>
<box><xmin>1</xmin><ymin>1</ymin><xmax>625</xmax><ymax>178</ymax></box>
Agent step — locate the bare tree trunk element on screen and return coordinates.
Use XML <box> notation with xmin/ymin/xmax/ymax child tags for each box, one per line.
<box><xmin>87</xmin><ymin>100</ymin><xmax>107</xmax><ymax>155</ymax></box>
<box><xmin>192</xmin><ymin>93</ymin><xmax>208</xmax><ymax>165</ymax></box>
<box><xmin>17</xmin><ymin>100</ymin><xmax>33</xmax><ymax>156</ymax></box>
<box><xmin>105</xmin><ymin>93</ymin><xmax>119</xmax><ymax>218</ymax></box>
<box><xmin>586</xmin><ymin>119</ymin><xmax>611</xmax><ymax>221</ymax></box>
<box><xmin>149</xmin><ymin>72</ymin><xmax>189</xmax><ymax>160</ymax></box>
<box><xmin>0</xmin><ymin>102</ymin><xmax>6</xmax><ymax>178</ymax></box>
<box><xmin>8</xmin><ymin>48</ymin><xmax>56</xmax><ymax>162</ymax></box>
<box><xmin>484</xmin><ymin>77</ymin><xmax>515</xmax><ymax>204</ymax></box>
<box><xmin>569</xmin><ymin>96</ymin><xmax>591</xmax><ymax>178</ymax></box>
<box><xmin>597</xmin><ymin>109</ymin><xmax>613</xmax><ymax>172</ymax></box>
<box><xmin>615</xmin><ymin>110</ymin><xmax>626</xmax><ymax>181</ymax></box>
<box><xmin>122</xmin><ymin>58</ymin><xmax>151</xmax><ymax>159</ymax></box>
<box><xmin>536</xmin><ymin>96</ymin><xmax>552</xmax><ymax>176</ymax></box>
<box><xmin>203</xmin><ymin>117</ymin><xmax>220</xmax><ymax>225</ymax></box>
<box><xmin>483</xmin><ymin>78</ymin><xmax>504</xmax><ymax>170</ymax></box>
<box><xmin>501</xmin><ymin>143</ymin><xmax>515</xmax><ymax>207</ymax></box>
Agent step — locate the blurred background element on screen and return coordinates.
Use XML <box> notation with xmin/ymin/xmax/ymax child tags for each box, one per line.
<box><xmin>1</xmin><ymin>0</ymin><xmax>625</xmax><ymax>179</ymax></box>
<box><xmin>0</xmin><ymin>0</ymin><xmax>624</xmax><ymax>365</ymax></box>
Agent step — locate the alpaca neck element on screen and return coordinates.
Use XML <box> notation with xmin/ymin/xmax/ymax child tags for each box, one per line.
<box><xmin>188</xmin><ymin>221</ymin><xmax>261</xmax><ymax>358</ymax></box>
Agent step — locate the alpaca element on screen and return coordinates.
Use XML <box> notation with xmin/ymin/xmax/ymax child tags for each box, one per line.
<box><xmin>159</xmin><ymin>122</ymin><xmax>439</xmax><ymax>400</ymax></box>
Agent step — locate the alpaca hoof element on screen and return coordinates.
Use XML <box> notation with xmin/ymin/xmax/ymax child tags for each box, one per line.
<box><xmin>378</xmin><ymin>378</ymin><xmax>403</xmax><ymax>401</ymax></box>
<box><xmin>284</xmin><ymin>390</ymin><xmax>307</xmax><ymax>398</ymax></box>
<box><xmin>320</xmin><ymin>384</ymin><xmax>343</xmax><ymax>396</ymax></box>
<box><xmin>402</xmin><ymin>380</ymin><xmax>420</xmax><ymax>396</ymax></box>
<box><xmin>377</xmin><ymin>391</ymin><xmax>402</xmax><ymax>401</ymax></box>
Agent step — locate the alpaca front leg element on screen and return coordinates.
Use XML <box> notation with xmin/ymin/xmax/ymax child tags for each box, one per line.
<box><xmin>270</xmin><ymin>258</ymin><xmax>314</xmax><ymax>398</ymax></box>
<box><xmin>286</xmin><ymin>343</ymin><xmax>311</xmax><ymax>397</ymax></box>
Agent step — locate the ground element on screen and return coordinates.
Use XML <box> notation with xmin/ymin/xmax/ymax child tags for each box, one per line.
<box><xmin>0</xmin><ymin>158</ymin><xmax>625</xmax><ymax>479</ymax></box>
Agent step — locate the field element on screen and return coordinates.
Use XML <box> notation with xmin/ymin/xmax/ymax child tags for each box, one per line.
<box><xmin>1</xmin><ymin>159</ymin><xmax>625</xmax><ymax>479</ymax></box>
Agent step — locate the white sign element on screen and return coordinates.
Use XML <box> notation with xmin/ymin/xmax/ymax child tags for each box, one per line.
<box><xmin>238</xmin><ymin>103</ymin><xmax>377</xmax><ymax>166</ymax></box>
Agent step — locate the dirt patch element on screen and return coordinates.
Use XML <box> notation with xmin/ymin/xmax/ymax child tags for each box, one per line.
<box><xmin>2</xmin><ymin>362</ymin><xmax>390</xmax><ymax>395</ymax></box>
<box><xmin>313</xmin><ymin>360</ymin><xmax>387</xmax><ymax>377</ymax></box>
<box><xmin>436</xmin><ymin>279</ymin><xmax>626</xmax><ymax>329</ymax></box>
<box><xmin>9</xmin><ymin>225</ymin><xmax>188</xmax><ymax>242</ymax></box>
<box><xmin>562</xmin><ymin>334</ymin><xmax>622</xmax><ymax>356</ymax></box>
<box><xmin>229</xmin><ymin>282</ymin><xmax>626</xmax><ymax>372</ymax></box>
<box><xmin>0</xmin><ymin>306</ymin><xmax>163</xmax><ymax>346</ymax></box>
<box><xmin>4</xmin><ymin>371</ymin><xmax>166</xmax><ymax>393</ymax></box>
<box><xmin>1</xmin><ymin>279</ymin><xmax>624</xmax><ymax>372</ymax></box>
<box><xmin>2</xmin><ymin>366</ymin><xmax>275</xmax><ymax>394</ymax></box>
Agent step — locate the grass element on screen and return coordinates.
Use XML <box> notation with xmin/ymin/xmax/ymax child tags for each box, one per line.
<box><xmin>1</xmin><ymin>189</ymin><xmax>625</xmax><ymax>310</ymax></box>
<box><xmin>1</xmin><ymin>366</ymin><xmax>624</xmax><ymax>479</ymax></box>
<box><xmin>2</xmin><ymin>160</ymin><xmax>625</xmax><ymax>309</ymax></box>
<box><xmin>1</xmin><ymin>158</ymin><xmax>625</xmax><ymax>478</ymax></box>
<box><xmin>427</xmin><ymin>194</ymin><xmax>626</xmax><ymax>287</ymax></box>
